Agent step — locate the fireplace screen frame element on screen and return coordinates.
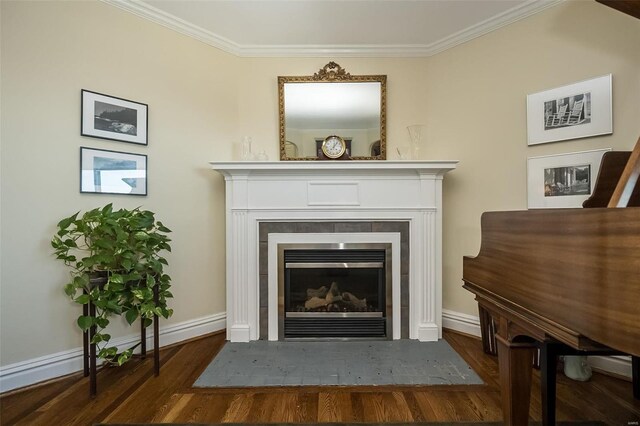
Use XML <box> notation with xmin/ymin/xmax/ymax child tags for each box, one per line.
<box><xmin>277</xmin><ymin>242</ymin><xmax>392</xmax><ymax>340</ymax></box>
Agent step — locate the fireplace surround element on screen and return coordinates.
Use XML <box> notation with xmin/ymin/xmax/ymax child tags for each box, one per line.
<box><xmin>210</xmin><ymin>160</ymin><xmax>457</xmax><ymax>342</ymax></box>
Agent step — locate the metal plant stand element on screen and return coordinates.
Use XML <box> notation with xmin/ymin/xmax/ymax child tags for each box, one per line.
<box><xmin>82</xmin><ymin>278</ymin><xmax>160</xmax><ymax>397</ymax></box>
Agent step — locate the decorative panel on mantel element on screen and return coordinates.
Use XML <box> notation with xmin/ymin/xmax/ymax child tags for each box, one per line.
<box><xmin>210</xmin><ymin>160</ymin><xmax>457</xmax><ymax>342</ymax></box>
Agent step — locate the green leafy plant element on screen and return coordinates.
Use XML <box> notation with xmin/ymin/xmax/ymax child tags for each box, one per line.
<box><xmin>51</xmin><ymin>204</ymin><xmax>173</xmax><ymax>366</ymax></box>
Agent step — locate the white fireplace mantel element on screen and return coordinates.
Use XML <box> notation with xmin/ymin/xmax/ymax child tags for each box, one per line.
<box><xmin>210</xmin><ymin>160</ymin><xmax>457</xmax><ymax>342</ymax></box>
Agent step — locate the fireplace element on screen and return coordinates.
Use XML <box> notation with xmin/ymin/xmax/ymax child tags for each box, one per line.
<box><xmin>279</xmin><ymin>243</ymin><xmax>391</xmax><ymax>340</ymax></box>
<box><xmin>210</xmin><ymin>160</ymin><xmax>457</xmax><ymax>342</ymax></box>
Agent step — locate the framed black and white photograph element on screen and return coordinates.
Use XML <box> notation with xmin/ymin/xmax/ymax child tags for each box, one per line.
<box><xmin>527</xmin><ymin>148</ymin><xmax>610</xmax><ymax>208</ymax></box>
<box><xmin>526</xmin><ymin>75</ymin><xmax>612</xmax><ymax>146</ymax></box>
<box><xmin>80</xmin><ymin>147</ymin><xmax>147</xmax><ymax>195</ymax></box>
<box><xmin>81</xmin><ymin>90</ymin><xmax>148</xmax><ymax>145</ymax></box>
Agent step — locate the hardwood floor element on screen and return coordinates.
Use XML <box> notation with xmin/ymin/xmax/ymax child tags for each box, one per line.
<box><xmin>1</xmin><ymin>330</ymin><xmax>638</xmax><ymax>425</ymax></box>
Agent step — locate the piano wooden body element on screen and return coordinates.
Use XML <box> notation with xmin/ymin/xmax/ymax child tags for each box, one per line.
<box><xmin>463</xmin><ymin>140</ymin><xmax>640</xmax><ymax>425</ymax></box>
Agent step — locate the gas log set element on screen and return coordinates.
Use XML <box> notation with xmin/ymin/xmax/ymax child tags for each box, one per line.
<box><xmin>295</xmin><ymin>282</ymin><xmax>375</xmax><ymax>312</ymax></box>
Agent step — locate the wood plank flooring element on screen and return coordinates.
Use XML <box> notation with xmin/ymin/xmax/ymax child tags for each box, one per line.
<box><xmin>1</xmin><ymin>330</ymin><xmax>638</xmax><ymax>425</ymax></box>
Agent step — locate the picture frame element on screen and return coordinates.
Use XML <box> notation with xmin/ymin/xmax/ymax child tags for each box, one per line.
<box><xmin>527</xmin><ymin>148</ymin><xmax>610</xmax><ymax>209</ymax></box>
<box><xmin>81</xmin><ymin>90</ymin><xmax>148</xmax><ymax>145</ymax></box>
<box><xmin>526</xmin><ymin>74</ymin><xmax>612</xmax><ymax>146</ymax></box>
<box><xmin>80</xmin><ymin>147</ymin><xmax>147</xmax><ymax>196</ymax></box>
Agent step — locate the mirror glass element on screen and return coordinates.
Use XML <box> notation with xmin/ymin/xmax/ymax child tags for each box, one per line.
<box><xmin>279</xmin><ymin>63</ymin><xmax>386</xmax><ymax>160</ymax></box>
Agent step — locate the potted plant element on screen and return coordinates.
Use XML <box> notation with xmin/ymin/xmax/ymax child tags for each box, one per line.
<box><xmin>51</xmin><ymin>204</ymin><xmax>173</xmax><ymax>366</ymax></box>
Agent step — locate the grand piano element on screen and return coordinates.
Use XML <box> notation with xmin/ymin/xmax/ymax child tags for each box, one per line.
<box><xmin>463</xmin><ymin>137</ymin><xmax>640</xmax><ymax>425</ymax></box>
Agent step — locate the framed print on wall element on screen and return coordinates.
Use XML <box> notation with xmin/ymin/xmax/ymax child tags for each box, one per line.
<box><xmin>81</xmin><ymin>147</ymin><xmax>147</xmax><ymax>196</ymax></box>
<box><xmin>527</xmin><ymin>148</ymin><xmax>610</xmax><ymax>209</ymax></box>
<box><xmin>526</xmin><ymin>74</ymin><xmax>612</xmax><ymax>146</ymax></box>
<box><xmin>81</xmin><ymin>90</ymin><xmax>148</xmax><ymax>145</ymax></box>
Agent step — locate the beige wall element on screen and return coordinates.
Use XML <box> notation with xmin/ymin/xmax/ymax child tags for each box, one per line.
<box><xmin>424</xmin><ymin>1</ymin><xmax>640</xmax><ymax>315</ymax></box>
<box><xmin>1</xmin><ymin>0</ymin><xmax>639</xmax><ymax>370</ymax></box>
<box><xmin>1</xmin><ymin>1</ymin><xmax>238</xmax><ymax>365</ymax></box>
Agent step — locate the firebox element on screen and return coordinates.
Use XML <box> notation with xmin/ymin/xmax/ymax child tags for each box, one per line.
<box><xmin>278</xmin><ymin>243</ymin><xmax>392</xmax><ymax>340</ymax></box>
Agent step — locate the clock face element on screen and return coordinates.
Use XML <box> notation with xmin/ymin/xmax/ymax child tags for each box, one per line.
<box><xmin>322</xmin><ymin>136</ymin><xmax>346</xmax><ymax>159</ymax></box>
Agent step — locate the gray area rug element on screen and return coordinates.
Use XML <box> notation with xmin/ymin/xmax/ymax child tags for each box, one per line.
<box><xmin>193</xmin><ymin>339</ymin><xmax>483</xmax><ymax>387</ymax></box>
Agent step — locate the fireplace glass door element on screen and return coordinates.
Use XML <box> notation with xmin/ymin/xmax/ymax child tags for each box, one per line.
<box><xmin>280</xmin><ymin>246</ymin><xmax>391</xmax><ymax>339</ymax></box>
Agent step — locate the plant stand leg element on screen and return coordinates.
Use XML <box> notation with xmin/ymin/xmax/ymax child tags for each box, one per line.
<box><xmin>153</xmin><ymin>284</ymin><xmax>160</xmax><ymax>376</ymax></box>
<box><xmin>83</xmin><ymin>292</ymin><xmax>89</xmax><ymax>377</ymax></box>
<box><xmin>140</xmin><ymin>318</ymin><xmax>147</xmax><ymax>359</ymax></box>
<box><xmin>89</xmin><ymin>300</ymin><xmax>97</xmax><ymax>398</ymax></box>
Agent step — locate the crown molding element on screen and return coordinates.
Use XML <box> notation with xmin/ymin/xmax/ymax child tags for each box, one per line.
<box><xmin>101</xmin><ymin>0</ymin><xmax>564</xmax><ymax>58</ymax></box>
<box><xmin>100</xmin><ymin>0</ymin><xmax>240</xmax><ymax>55</ymax></box>
<box><xmin>421</xmin><ymin>0</ymin><xmax>564</xmax><ymax>57</ymax></box>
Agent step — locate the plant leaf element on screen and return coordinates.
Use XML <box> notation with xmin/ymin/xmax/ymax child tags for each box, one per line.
<box><xmin>91</xmin><ymin>333</ymin><xmax>104</xmax><ymax>344</ymax></box>
<box><xmin>146</xmin><ymin>274</ymin><xmax>156</xmax><ymax>287</ymax></box>
<box><xmin>110</xmin><ymin>274</ymin><xmax>124</xmax><ymax>284</ymax></box>
<box><xmin>64</xmin><ymin>283</ymin><xmax>76</xmax><ymax>297</ymax></box>
<box><xmin>57</xmin><ymin>212</ymin><xmax>79</xmax><ymax>230</ymax></box>
<box><xmin>77</xmin><ymin>316</ymin><xmax>93</xmax><ymax>331</ymax></box>
<box><xmin>134</xmin><ymin>232</ymin><xmax>149</xmax><ymax>241</ymax></box>
<box><xmin>74</xmin><ymin>294</ymin><xmax>90</xmax><ymax>304</ymax></box>
<box><xmin>125</xmin><ymin>308</ymin><xmax>139</xmax><ymax>325</ymax></box>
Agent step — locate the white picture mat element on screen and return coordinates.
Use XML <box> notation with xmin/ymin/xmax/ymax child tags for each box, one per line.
<box><xmin>81</xmin><ymin>91</ymin><xmax>148</xmax><ymax>144</ymax></box>
<box><xmin>527</xmin><ymin>148</ymin><xmax>610</xmax><ymax>208</ymax></box>
<box><xmin>526</xmin><ymin>74</ymin><xmax>612</xmax><ymax>145</ymax></box>
<box><xmin>81</xmin><ymin>148</ymin><xmax>147</xmax><ymax>195</ymax></box>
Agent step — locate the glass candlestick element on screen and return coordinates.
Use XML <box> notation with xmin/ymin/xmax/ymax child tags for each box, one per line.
<box><xmin>241</xmin><ymin>136</ymin><xmax>253</xmax><ymax>160</ymax></box>
<box><xmin>406</xmin><ymin>125</ymin><xmax>424</xmax><ymax>160</ymax></box>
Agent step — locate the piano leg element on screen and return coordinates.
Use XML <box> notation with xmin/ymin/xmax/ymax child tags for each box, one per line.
<box><xmin>540</xmin><ymin>341</ymin><xmax>561</xmax><ymax>426</ymax></box>
<box><xmin>495</xmin><ymin>334</ymin><xmax>536</xmax><ymax>426</ymax></box>
<box><xmin>633</xmin><ymin>356</ymin><xmax>639</xmax><ymax>400</ymax></box>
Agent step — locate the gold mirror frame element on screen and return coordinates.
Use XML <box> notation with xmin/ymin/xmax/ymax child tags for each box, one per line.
<box><xmin>278</xmin><ymin>62</ymin><xmax>387</xmax><ymax>160</ymax></box>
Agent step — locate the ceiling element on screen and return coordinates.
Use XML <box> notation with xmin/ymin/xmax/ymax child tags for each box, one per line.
<box><xmin>103</xmin><ymin>0</ymin><xmax>563</xmax><ymax>57</ymax></box>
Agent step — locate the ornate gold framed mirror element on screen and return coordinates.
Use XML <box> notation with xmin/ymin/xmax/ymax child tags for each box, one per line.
<box><xmin>278</xmin><ymin>62</ymin><xmax>387</xmax><ymax>160</ymax></box>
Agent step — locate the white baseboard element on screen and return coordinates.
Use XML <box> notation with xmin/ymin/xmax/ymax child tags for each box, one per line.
<box><xmin>2</xmin><ymin>309</ymin><xmax>631</xmax><ymax>393</ymax></box>
<box><xmin>0</xmin><ymin>312</ymin><xmax>226</xmax><ymax>393</ymax></box>
<box><xmin>442</xmin><ymin>309</ymin><xmax>481</xmax><ymax>337</ymax></box>
<box><xmin>588</xmin><ymin>355</ymin><xmax>632</xmax><ymax>380</ymax></box>
<box><xmin>442</xmin><ymin>309</ymin><xmax>632</xmax><ymax>380</ymax></box>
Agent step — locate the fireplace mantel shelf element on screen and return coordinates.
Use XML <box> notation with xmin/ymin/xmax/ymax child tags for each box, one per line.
<box><xmin>210</xmin><ymin>159</ymin><xmax>458</xmax><ymax>343</ymax></box>
<box><xmin>210</xmin><ymin>160</ymin><xmax>458</xmax><ymax>176</ymax></box>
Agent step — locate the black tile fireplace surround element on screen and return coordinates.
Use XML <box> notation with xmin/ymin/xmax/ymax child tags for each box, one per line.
<box><xmin>258</xmin><ymin>221</ymin><xmax>410</xmax><ymax>340</ymax></box>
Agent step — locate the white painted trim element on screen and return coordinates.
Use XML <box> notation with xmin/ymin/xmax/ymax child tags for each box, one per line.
<box><xmin>0</xmin><ymin>312</ymin><xmax>226</xmax><ymax>393</ymax></box>
<box><xmin>421</xmin><ymin>0</ymin><xmax>563</xmax><ymax>58</ymax></box>
<box><xmin>100</xmin><ymin>0</ymin><xmax>563</xmax><ymax>58</ymax></box>
<box><xmin>441</xmin><ymin>309</ymin><xmax>633</xmax><ymax>380</ymax></box>
<box><xmin>267</xmin><ymin>233</ymin><xmax>402</xmax><ymax>341</ymax></box>
<box><xmin>100</xmin><ymin>0</ymin><xmax>239</xmax><ymax>56</ymax></box>
<box><xmin>442</xmin><ymin>309</ymin><xmax>481</xmax><ymax>337</ymax></box>
<box><xmin>588</xmin><ymin>355</ymin><xmax>632</xmax><ymax>380</ymax></box>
